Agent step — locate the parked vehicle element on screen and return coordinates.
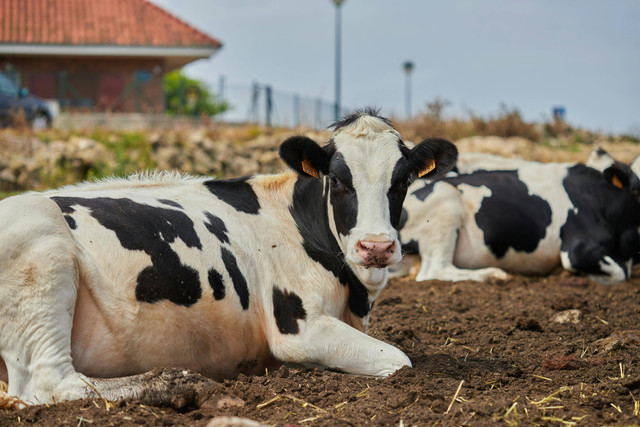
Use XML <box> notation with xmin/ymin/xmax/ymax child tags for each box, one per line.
<box><xmin>0</xmin><ymin>72</ymin><xmax>52</xmax><ymax>129</ymax></box>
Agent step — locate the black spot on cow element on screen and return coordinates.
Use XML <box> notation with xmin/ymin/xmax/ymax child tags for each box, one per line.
<box><xmin>560</xmin><ymin>164</ymin><xmax>640</xmax><ymax>276</ymax></box>
<box><xmin>204</xmin><ymin>177</ymin><xmax>260</xmax><ymax>215</ymax></box>
<box><xmin>203</xmin><ymin>211</ymin><xmax>229</xmax><ymax>243</ymax></box>
<box><xmin>328</xmin><ymin>154</ymin><xmax>358</xmax><ymax>236</ymax></box>
<box><xmin>63</xmin><ymin>215</ymin><xmax>77</xmax><ymax>229</ymax></box>
<box><xmin>50</xmin><ymin>196</ymin><xmax>203</xmax><ymax>307</ymax></box>
<box><xmin>158</xmin><ymin>199</ymin><xmax>183</xmax><ymax>209</ymax></box>
<box><xmin>398</xmin><ymin>208</ymin><xmax>409</xmax><ymax>231</ymax></box>
<box><xmin>401</xmin><ymin>239</ymin><xmax>419</xmax><ymax>255</ymax></box>
<box><xmin>208</xmin><ymin>268</ymin><xmax>225</xmax><ymax>300</ymax></box>
<box><xmin>272</xmin><ymin>287</ymin><xmax>307</xmax><ymax>334</ymax></box>
<box><xmin>290</xmin><ymin>177</ymin><xmax>371</xmax><ymax>318</ymax></box>
<box><xmin>388</xmin><ymin>159</ymin><xmax>411</xmax><ymax>229</ymax></box>
<box><xmin>410</xmin><ymin>181</ymin><xmax>436</xmax><ymax>201</ymax></box>
<box><xmin>446</xmin><ymin>171</ymin><xmax>552</xmax><ymax>258</ymax></box>
<box><xmin>52</xmin><ymin>198</ymin><xmax>78</xmax><ymax>230</ymax></box>
<box><xmin>221</xmin><ymin>247</ymin><xmax>250</xmax><ymax>310</ymax></box>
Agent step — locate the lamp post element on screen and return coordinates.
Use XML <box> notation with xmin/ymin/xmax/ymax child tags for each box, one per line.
<box><xmin>332</xmin><ymin>0</ymin><xmax>345</xmax><ymax>121</ymax></box>
<box><xmin>403</xmin><ymin>61</ymin><xmax>414</xmax><ymax>119</ymax></box>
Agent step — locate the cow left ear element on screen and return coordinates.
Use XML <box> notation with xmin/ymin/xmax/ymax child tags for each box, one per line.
<box><xmin>603</xmin><ymin>165</ymin><xmax>631</xmax><ymax>190</ymax></box>
<box><xmin>279</xmin><ymin>136</ymin><xmax>330</xmax><ymax>179</ymax></box>
<box><xmin>407</xmin><ymin>138</ymin><xmax>458</xmax><ymax>179</ymax></box>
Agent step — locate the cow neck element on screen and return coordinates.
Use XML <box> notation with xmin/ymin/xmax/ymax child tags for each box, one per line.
<box><xmin>289</xmin><ymin>175</ymin><xmax>372</xmax><ymax>319</ymax></box>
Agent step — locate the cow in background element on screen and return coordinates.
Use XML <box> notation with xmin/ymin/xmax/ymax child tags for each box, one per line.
<box><xmin>396</xmin><ymin>148</ymin><xmax>640</xmax><ymax>284</ymax></box>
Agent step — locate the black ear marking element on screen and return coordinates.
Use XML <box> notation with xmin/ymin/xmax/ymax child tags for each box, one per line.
<box><xmin>279</xmin><ymin>136</ymin><xmax>330</xmax><ymax>178</ymax></box>
<box><xmin>409</xmin><ymin>138</ymin><xmax>458</xmax><ymax>179</ymax></box>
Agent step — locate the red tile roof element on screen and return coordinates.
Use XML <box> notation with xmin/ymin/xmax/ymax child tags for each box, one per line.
<box><xmin>0</xmin><ymin>0</ymin><xmax>221</xmax><ymax>48</ymax></box>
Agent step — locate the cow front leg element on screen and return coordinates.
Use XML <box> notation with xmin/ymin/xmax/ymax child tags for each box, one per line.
<box><xmin>269</xmin><ymin>315</ymin><xmax>411</xmax><ymax>377</ymax></box>
<box><xmin>403</xmin><ymin>183</ymin><xmax>508</xmax><ymax>282</ymax></box>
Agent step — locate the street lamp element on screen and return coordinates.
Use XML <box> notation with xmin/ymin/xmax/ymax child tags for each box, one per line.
<box><xmin>332</xmin><ymin>0</ymin><xmax>345</xmax><ymax>121</ymax></box>
<box><xmin>403</xmin><ymin>61</ymin><xmax>414</xmax><ymax>119</ymax></box>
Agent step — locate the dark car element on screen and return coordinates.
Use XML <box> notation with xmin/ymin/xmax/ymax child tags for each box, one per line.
<box><xmin>0</xmin><ymin>72</ymin><xmax>52</xmax><ymax>128</ymax></box>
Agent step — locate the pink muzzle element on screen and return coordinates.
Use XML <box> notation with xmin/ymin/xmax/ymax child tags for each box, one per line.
<box><xmin>356</xmin><ymin>239</ymin><xmax>397</xmax><ymax>267</ymax></box>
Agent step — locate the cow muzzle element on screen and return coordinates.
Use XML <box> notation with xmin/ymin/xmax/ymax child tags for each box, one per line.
<box><xmin>355</xmin><ymin>238</ymin><xmax>398</xmax><ymax>268</ymax></box>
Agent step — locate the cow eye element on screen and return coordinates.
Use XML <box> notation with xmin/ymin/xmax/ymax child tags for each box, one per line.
<box><xmin>392</xmin><ymin>178</ymin><xmax>409</xmax><ymax>192</ymax></box>
<box><xmin>330</xmin><ymin>175</ymin><xmax>350</xmax><ymax>193</ymax></box>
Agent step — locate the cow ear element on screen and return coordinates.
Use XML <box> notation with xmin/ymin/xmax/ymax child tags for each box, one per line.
<box><xmin>603</xmin><ymin>164</ymin><xmax>631</xmax><ymax>190</ymax></box>
<box><xmin>408</xmin><ymin>138</ymin><xmax>458</xmax><ymax>179</ymax></box>
<box><xmin>279</xmin><ymin>136</ymin><xmax>330</xmax><ymax>178</ymax></box>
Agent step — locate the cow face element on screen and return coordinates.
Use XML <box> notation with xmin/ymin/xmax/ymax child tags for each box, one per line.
<box><xmin>280</xmin><ymin>109</ymin><xmax>457</xmax><ymax>277</ymax></box>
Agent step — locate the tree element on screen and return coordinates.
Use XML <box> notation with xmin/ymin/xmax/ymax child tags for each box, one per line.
<box><xmin>163</xmin><ymin>71</ymin><xmax>229</xmax><ymax>117</ymax></box>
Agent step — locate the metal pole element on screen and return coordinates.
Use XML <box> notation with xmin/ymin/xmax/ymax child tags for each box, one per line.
<box><xmin>293</xmin><ymin>94</ymin><xmax>300</xmax><ymax>128</ymax></box>
<box><xmin>315</xmin><ymin>97</ymin><xmax>322</xmax><ymax>130</ymax></box>
<box><xmin>218</xmin><ymin>75</ymin><xmax>225</xmax><ymax>100</ymax></box>
<box><xmin>265</xmin><ymin>85</ymin><xmax>273</xmax><ymax>128</ymax></box>
<box><xmin>405</xmin><ymin>72</ymin><xmax>411</xmax><ymax>119</ymax></box>
<box><xmin>334</xmin><ymin>1</ymin><xmax>343</xmax><ymax>121</ymax></box>
<box><xmin>403</xmin><ymin>61</ymin><xmax>414</xmax><ymax>119</ymax></box>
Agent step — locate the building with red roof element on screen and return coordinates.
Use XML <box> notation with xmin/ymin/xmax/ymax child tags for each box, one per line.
<box><xmin>0</xmin><ymin>0</ymin><xmax>222</xmax><ymax>113</ymax></box>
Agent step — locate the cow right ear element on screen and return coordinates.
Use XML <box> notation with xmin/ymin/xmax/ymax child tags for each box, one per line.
<box><xmin>408</xmin><ymin>138</ymin><xmax>458</xmax><ymax>179</ymax></box>
<box><xmin>279</xmin><ymin>136</ymin><xmax>330</xmax><ymax>179</ymax></box>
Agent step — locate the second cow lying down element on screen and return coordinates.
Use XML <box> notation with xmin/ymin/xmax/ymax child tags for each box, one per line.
<box><xmin>0</xmin><ymin>109</ymin><xmax>457</xmax><ymax>405</ymax></box>
<box><xmin>397</xmin><ymin>149</ymin><xmax>640</xmax><ymax>284</ymax></box>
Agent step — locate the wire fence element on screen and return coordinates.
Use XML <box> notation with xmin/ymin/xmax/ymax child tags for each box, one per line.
<box><xmin>215</xmin><ymin>80</ymin><xmax>350</xmax><ymax>130</ymax></box>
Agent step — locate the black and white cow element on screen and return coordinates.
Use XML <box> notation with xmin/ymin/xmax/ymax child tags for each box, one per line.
<box><xmin>0</xmin><ymin>109</ymin><xmax>457</xmax><ymax>405</ymax></box>
<box><xmin>397</xmin><ymin>148</ymin><xmax>640</xmax><ymax>284</ymax></box>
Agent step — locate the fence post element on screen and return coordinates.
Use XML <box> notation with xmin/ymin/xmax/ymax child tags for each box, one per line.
<box><xmin>315</xmin><ymin>98</ymin><xmax>322</xmax><ymax>130</ymax></box>
<box><xmin>218</xmin><ymin>75</ymin><xmax>226</xmax><ymax>100</ymax></box>
<box><xmin>293</xmin><ymin>94</ymin><xmax>300</xmax><ymax>128</ymax></box>
<box><xmin>249</xmin><ymin>81</ymin><xmax>260</xmax><ymax>123</ymax></box>
<box><xmin>265</xmin><ymin>85</ymin><xmax>273</xmax><ymax>128</ymax></box>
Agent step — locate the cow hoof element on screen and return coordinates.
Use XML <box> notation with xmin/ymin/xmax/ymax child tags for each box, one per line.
<box><xmin>488</xmin><ymin>268</ymin><xmax>510</xmax><ymax>281</ymax></box>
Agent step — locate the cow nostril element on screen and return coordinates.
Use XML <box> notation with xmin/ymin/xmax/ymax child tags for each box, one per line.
<box><xmin>385</xmin><ymin>241</ymin><xmax>396</xmax><ymax>253</ymax></box>
<box><xmin>358</xmin><ymin>241</ymin><xmax>376</xmax><ymax>251</ymax></box>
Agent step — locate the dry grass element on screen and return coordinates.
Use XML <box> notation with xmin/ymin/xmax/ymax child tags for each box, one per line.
<box><xmin>0</xmin><ymin>381</ymin><xmax>25</xmax><ymax>410</ymax></box>
<box><xmin>393</xmin><ymin>98</ymin><xmax>638</xmax><ymax>150</ymax></box>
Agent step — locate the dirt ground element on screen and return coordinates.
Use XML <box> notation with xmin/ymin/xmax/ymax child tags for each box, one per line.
<box><xmin>1</xmin><ymin>271</ymin><xmax>639</xmax><ymax>426</ymax></box>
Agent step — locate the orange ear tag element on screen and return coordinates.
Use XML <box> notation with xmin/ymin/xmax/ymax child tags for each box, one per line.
<box><xmin>612</xmin><ymin>174</ymin><xmax>623</xmax><ymax>189</ymax></box>
<box><xmin>301</xmin><ymin>158</ymin><xmax>319</xmax><ymax>178</ymax></box>
<box><xmin>418</xmin><ymin>158</ymin><xmax>436</xmax><ymax>178</ymax></box>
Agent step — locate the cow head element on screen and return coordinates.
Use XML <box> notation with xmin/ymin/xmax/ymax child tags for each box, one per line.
<box><xmin>280</xmin><ymin>108</ymin><xmax>457</xmax><ymax>285</ymax></box>
<box><xmin>587</xmin><ymin>147</ymin><xmax>640</xmax><ymax>198</ymax></box>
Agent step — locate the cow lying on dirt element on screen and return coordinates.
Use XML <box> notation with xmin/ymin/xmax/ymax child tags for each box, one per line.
<box><xmin>396</xmin><ymin>148</ymin><xmax>640</xmax><ymax>284</ymax></box>
<box><xmin>0</xmin><ymin>109</ymin><xmax>457</xmax><ymax>405</ymax></box>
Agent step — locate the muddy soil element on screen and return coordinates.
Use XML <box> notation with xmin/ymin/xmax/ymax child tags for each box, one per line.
<box><xmin>2</xmin><ymin>272</ymin><xmax>639</xmax><ymax>426</ymax></box>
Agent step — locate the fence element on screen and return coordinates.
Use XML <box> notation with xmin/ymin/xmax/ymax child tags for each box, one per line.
<box><xmin>215</xmin><ymin>79</ymin><xmax>351</xmax><ymax>130</ymax></box>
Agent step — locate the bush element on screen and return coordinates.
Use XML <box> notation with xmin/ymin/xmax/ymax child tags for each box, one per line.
<box><xmin>164</xmin><ymin>71</ymin><xmax>229</xmax><ymax>117</ymax></box>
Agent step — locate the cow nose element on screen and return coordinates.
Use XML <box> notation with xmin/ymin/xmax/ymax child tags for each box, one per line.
<box><xmin>356</xmin><ymin>239</ymin><xmax>396</xmax><ymax>267</ymax></box>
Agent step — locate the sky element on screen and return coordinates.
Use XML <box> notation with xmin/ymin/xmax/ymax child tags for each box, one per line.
<box><xmin>150</xmin><ymin>0</ymin><xmax>640</xmax><ymax>135</ymax></box>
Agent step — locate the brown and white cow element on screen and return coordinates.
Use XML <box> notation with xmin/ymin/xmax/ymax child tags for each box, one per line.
<box><xmin>0</xmin><ymin>108</ymin><xmax>457</xmax><ymax>405</ymax></box>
